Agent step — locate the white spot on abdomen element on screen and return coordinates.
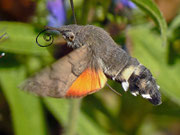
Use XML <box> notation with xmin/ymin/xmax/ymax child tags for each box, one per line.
<box><xmin>131</xmin><ymin>91</ymin><xmax>139</xmax><ymax>96</ymax></box>
<box><xmin>122</xmin><ymin>81</ymin><xmax>129</xmax><ymax>92</ymax></box>
<box><xmin>141</xmin><ymin>94</ymin><xmax>152</xmax><ymax>99</ymax></box>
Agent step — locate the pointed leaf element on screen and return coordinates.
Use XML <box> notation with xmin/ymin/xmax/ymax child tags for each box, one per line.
<box><xmin>0</xmin><ymin>66</ymin><xmax>46</xmax><ymax>135</ymax></box>
<box><xmin>0</xmin><ymin>21</ymin><xmax>50</xmax><ymax>55</ymax></box>
<box><xmin>131</xmin><ymin>0</ymin><xmax>167</xmax><ymax>45</ymax></box>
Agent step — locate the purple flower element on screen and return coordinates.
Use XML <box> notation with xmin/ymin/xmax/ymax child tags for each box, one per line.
<box><xmin>47</xmin><ymin>0</ymin><xmax>66</xmax><ymax>27</ymax></box>
<box><xmin>120</xmin><ymin>0</ymin><xmax>136</xmax><ymax>8</ymax></box>
<box><xmin>114</xmin><ymin>0</ymin><xmax>136</xmax><ymax>9</ymax></box>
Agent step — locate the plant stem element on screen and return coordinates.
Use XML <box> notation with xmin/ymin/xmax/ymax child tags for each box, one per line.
<box><xmin>65</xmin><ymin>98</ymin><xmax>82</xmax><ymax>135</ymax></box>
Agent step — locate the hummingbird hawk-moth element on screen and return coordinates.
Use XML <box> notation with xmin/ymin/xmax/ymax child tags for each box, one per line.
<box><xmin>21</xmin><ymin>25</ymin><xmax>162</xmax><ymax>105</ymax></box>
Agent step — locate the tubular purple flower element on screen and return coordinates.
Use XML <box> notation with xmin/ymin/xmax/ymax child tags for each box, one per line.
<box><xmin>47</xmin><ymin>0</ymin><xmax>66</xmax><ymax>27</ymax></box>
<box><xmin>121</xmin><ymin>0</ymin><xmax>136</xmax><ymax>8</ymax></box>
<box><xmin>114</xmin><ymin>0</ymin><xmax>136</xmax><ymax>9</ymax></box>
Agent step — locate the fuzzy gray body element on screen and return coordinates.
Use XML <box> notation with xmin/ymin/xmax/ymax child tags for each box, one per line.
<box><xmin>22</xmin><ymin>24</ymin><xmax>161</xmax><ymax>105</ymax></box>
<box><xmin>58</xmin><ymin>24</ymin><xmax>161</xmax><ymax>105</ymax></box>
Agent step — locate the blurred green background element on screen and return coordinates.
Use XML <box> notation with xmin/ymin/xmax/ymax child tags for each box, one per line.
<box><xmin>0</xmin><ymin>0</ymin><xmax>180</xmax><ymax>135</ymax></box>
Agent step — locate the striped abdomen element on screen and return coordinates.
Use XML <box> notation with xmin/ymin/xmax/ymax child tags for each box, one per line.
<box><xmin>102</xmin><ymin>47</ymin><xmax>161</xmax><ymax>105</ymax></box>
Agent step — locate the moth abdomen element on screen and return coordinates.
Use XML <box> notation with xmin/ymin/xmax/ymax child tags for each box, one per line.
<box><xmin>128</xmin><ymin>65</ymin><xmax>161</xmax><ymax>105</ymax></box>
<box><xmin>114</xmin><ymin>57</ymin><xmax>161</xmax><ymax>105</ymax></box>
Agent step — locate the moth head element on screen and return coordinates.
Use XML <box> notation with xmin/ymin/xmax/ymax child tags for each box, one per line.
<box><xmin>62</xmin><ymin>31</ymin><xmax>75</xmax><ymax>43</ymax></box>
<box><xmin>56</xmin><ymin>25</ymin><xmax>82</xmax><ymax>48</ymax></box>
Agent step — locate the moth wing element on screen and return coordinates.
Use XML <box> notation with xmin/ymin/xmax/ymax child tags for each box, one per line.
<box><xmin>21</xmin><ymin>45</ymin><xmax>88</xmax><ymax>97</ymax></box>
<box><xmin>65</xmin><ymin>67</ymin><xmax>107</xmax><ymax>97</ymax></box>
<box><xmin>21</xmin><ymin>45</ymin><xmax>107</xmax><ymax>98</ymax></box>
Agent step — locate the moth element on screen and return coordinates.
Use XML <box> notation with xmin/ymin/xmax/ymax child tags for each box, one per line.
<box><xmin>21</xmin><ymin>25</ymin><xmax>162</xmax><ymax>105</ymax></box>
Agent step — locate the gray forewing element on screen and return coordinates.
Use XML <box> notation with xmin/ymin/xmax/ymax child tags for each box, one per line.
<box><xmin>20</xmin><ymin>45</ymin><xmax>90</xmax><ymax>98</ymax></box>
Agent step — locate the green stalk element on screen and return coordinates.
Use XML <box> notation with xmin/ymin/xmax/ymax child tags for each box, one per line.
<box><xmin>64</xmin><ymin>99</ymin><xmax>82</xmax><ymax>135</ymax></box>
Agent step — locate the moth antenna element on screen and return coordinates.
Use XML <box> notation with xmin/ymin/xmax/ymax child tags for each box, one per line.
<box><xmin>36</xmin><ymin>1</ymin><xmax>77</xmax><ymax>47</ymax></box>
<box><xmin>70</xmin><ymin>0</ymin><xmax>77</xmax><ymax>24</ymax></box>
<box><xmin>106</xmin><ymin>83</ymin><xmax>122</xmax><ymax>96</ymax></box>
<box><xmin>36</xmin><ymin>29</ymin><xmax>54</xmax><ymax>47</ymax></box>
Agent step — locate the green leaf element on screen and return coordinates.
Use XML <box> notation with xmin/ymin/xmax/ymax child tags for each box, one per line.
<box><xmin>128</xmin><ymin>25</ymin><xmax>180</xmax><ymax>106</ymax></box>
<box><xmin>168</xmin><ymin>14</ymin><xmax>180</xmax><ymax>38</ymax></box>
<box><xmin>131</xmin><ymin>0</ymin><xmax>167</xmax><ymax>46</ymax></box>
<box><xmin>44</xmin><ymin>98</ymin><xmax>108</xmax><ymax>135</ymax></box>
<box><xmin>0</xmin><ymin>66</ymin><xmax>47</xmax><ymax>135</ymax></box>
<box><xmin>0</xmin><ymin>21</ymin><xmax>50</xmax><ymax>55</ymax></box>
<box><xmin>169</xmin><ymin>14</ymin><xmax>180</xmax><ymax>30</ymax></box>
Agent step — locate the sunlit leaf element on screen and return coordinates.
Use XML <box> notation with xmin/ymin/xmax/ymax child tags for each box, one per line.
<box><xmin>0</xmin><ymin>21</ymin><xmax>50</xmax><ymax>55</ymax></box>
<box><xmin>168</xmin><ymin>14</ymin><xmax>180</xmax><ymax>38</ymax></box>
<box><xmin>131</xmin><ymin>0</ymin><xmax>167</xmax><ymax>45</ymax></box>
<box><xmin>169</xmin><ymin>14</ymin><xmax>180</xmax><ymax>30</ymax></box>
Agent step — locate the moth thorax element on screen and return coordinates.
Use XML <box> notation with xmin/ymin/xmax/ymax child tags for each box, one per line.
<box><xmin>69</xmin><ymin>41</ymin><xmax>83</xmax><ymax>49</ymax></box>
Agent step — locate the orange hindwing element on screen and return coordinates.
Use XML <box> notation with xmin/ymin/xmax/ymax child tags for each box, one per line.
<box><xmin>66</xmin><ymin>68</ymin><xmax>107</xmax><ymax>97</ymax></box>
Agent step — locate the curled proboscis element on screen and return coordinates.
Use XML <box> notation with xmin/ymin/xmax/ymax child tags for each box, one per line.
<box><xmin>36</xmin><ymin>29</ymin><xmax>54</xmax><ymax>47</ymax></box>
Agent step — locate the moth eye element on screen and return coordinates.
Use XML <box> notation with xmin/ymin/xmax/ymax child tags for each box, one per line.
<box><xmin>69</xmin><ymin>35</ymin><xmax>75</xmax><ymax>41</ymax></box>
